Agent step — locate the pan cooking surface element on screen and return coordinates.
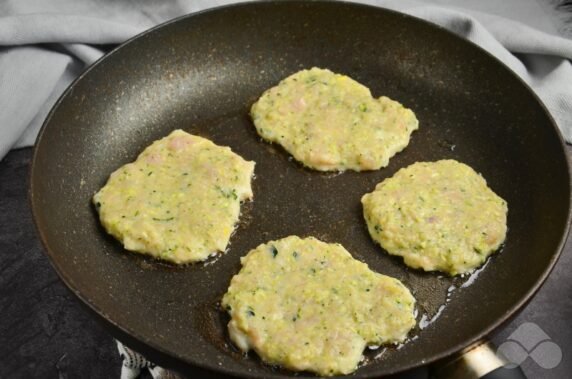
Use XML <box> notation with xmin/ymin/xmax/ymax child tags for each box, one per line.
<box><xmin>30</xmin><ymin>2</ymin><xmax>570</xmax><ymax>378</ymax></box>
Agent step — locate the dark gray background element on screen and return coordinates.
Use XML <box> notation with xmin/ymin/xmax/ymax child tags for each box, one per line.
<box><xmin>1</xmin><ymin>147</ymin><xmax>570</xmax><ymax>378</ymax></box>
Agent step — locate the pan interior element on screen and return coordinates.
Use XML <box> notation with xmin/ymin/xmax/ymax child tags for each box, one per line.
<box><xmin>31</xmin><ymin>2</ymin><xmax>570</xmax><ymax>378</ymax></box>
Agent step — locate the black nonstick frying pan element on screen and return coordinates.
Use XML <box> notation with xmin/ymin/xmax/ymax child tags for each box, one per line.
<box><xmin>30</xmin><ymin>1</ymin><xmax>571</xmax><ymax>378</ymax></box>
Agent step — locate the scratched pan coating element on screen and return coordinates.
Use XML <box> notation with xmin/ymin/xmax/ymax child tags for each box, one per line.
<box><xmin>30</xmin><ymin>1</ymin><xmax>571</xmax><ymax>378</ymax></box>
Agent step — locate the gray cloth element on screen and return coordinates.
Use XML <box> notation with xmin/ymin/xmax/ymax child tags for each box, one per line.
<box><xmin>1</xmin><ymin>0</ymin><xmax>572</xmax><ymax>161</ymax></box>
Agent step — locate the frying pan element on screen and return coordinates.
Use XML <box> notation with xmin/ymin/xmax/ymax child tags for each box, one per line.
<box><xmin>30</xmin><ymin>1</ymin><xmax>571</xmax><ymax>378</ymax></box>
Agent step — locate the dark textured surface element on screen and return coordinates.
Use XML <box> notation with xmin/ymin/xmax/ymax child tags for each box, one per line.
<box><xmin>0</xmin><ymin>149</ymin><xmax>121</xmax><ymax>379</ymax></box>
<box><xmin>2</xmin><ymin>147</ymin><xmax>571</xmax><ymax>378</ymax></box>
<box><xmin>23</xmin><ymin>2</ymin><xmax>572</xmax><ymax>378</ymax></box>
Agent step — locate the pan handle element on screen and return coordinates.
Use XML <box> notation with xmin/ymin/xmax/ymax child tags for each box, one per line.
<box><xmin>430</xmin><ymin>340</ymin><xmax>526</xmax><ymax>379</ymax></box>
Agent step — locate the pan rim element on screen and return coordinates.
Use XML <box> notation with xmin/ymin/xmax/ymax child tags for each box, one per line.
<box><xmin>29</xmin><ymin>1</ymin><xmax>572</xmax><ymax>377</ymax></box>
